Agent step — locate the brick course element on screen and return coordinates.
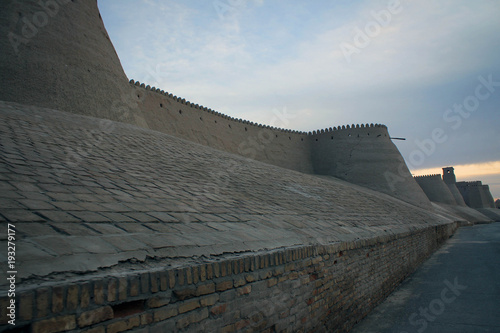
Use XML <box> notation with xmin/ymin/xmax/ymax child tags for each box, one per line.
<box><xmin>1</xmin><ymin>223</ymin><xmax>457</xmax><ymax>332</ymax></box>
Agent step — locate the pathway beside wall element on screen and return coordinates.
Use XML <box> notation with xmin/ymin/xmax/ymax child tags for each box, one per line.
<box><xmin>351</xmin><ymin>222</ymin><xmax>500</xmax><ymax>333</ymax></box>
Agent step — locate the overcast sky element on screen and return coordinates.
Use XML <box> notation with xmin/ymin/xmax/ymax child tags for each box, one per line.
<box><xmin>98</xmin><ymin>0</ymin><xmax>500</xmax><ymax>199</ymax></box>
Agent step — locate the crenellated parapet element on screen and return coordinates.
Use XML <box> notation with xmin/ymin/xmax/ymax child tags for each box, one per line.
<box><xmin>456</xmin><ymin>181</ymin><xmax>483</xmax><ymax>187</ymax></box>
<box><xmin>309</xmin><ymin>123</ymin><xmax>387</xmax><ymax>136</ymax></box>
<box><xmin>413</xmin><ymin>174</ymin><xmax>441</xmax><ymax>179</ymax></box>
<box><xmin>129</xmin><ymin>79</ymin><xmax>388</xmax><ymax>137</ymax></box>
<box><xmin>130</xmin><ymin>79</ymin><xmax>311</xmax><ymax>135</ymax></box>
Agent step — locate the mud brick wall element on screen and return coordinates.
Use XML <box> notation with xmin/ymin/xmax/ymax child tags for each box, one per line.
<box><xmin>132</xmin><ymin>81</ymin><xmax>429</xmax><ymax>209</ymax></box>
<box><xmin>0</xmin><ymin>223</ymin><xmax>457</xmax><ymax>333</ymax></box>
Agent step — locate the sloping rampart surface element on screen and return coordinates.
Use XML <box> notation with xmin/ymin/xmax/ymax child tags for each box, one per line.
<box><xmin>0</xmin><ymin>101</ymin><xmax>458</xmax><ymax>332</ymax></box>
<box><xmin>0</xmin><ymin>101</ymin><xmax>451</xmax><ymax>286</ymax></box>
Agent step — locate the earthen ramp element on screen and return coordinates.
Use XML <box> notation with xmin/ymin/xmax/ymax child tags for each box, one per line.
<box><xmin>0</xmin><ymin>101</ymin><xmax>457</xmax><ymax>332</ymax></box>
<box><xmin>0</xmin><ymin>100</ymin><xmax>453</xmax><ymax>280</ymax></box>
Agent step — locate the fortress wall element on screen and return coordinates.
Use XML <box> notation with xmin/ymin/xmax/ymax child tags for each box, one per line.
<box><xmin>132</xmin><ymin>82</ymin><xmax>433</xmax><ymax>209</ymax></box>
<box><xmin>457</xmin><ymin>182</ymin><xmax>495</xmax><ymax>209</ymax></box>
<box><xmin>310</xmin><ymin>125</ymin><xmax>432</xmax><ymax>209</ymax></box>
<box><xmin>446</xmin><ymin>183</ymin><xmax>467</xmax><ymax>207</ymax></box>
<box><xmin>414</xmin><ymin>174</ymin><xmax>459</xmax><ymax>205</ymax></box>
<box><xmin>479</xmin><ymin>185</ymin><xmax>495</xmax><ymax>208</ymax></box>
<box><xmin>131</xmin><ymin>82</ymin><xmax>314</xmax><ymax>174</ymax></box>
<box><xmin>4</xmin><ymin>223</ymin><xmax>457</xmax><ymax>333</ymax></box>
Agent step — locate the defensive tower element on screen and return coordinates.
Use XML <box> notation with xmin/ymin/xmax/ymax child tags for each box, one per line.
<box><xmin>0</xmin><ymin>0</ymin><xmax>145</xmax><ymax>125</ymax></box>
<box><xmin>442</xmin><ymin>167</ymin><xmax>456</xmax><ymax>184</ymax></box>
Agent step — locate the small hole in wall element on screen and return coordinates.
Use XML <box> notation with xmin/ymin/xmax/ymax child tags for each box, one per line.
<box><xmin>112</xmin><ymin>300</ymin><xmax>145</xmax><ymax>318</ymax></box>
<box><xmin>215</xmin><ymin>120</ymin><xmax>217</xmax><ymax>123</ymax></box>
<box><xmin>331</xmin><ymin>136</ymin><xmax>333</xmax><ymax>140</ymax></box>
<box><xmin>4</xmin><ymin>324</ymin><xmax>31</xmax><ymax>333</ymax></box>
<box><xmin>315</xmin><ymin>139</ymin><xmax>318</xmax><ymax>141</ymax></box>
<box><xmin>200</xmin><ymin>117</ymin><xmax>203</xmax><ymax>121</ymax></box>
<box><xmin>289</xmin><ymin>137</ymin><xmax>291</xmax><ymax>140</ymax></box>
<box><xmin>245</xmin><ymin>127</ymin><xmax>247</xmax><ymax>131</ymax></box>
<box><xmin>301</xmin><ymin>138</ymin><xmax>304</xmax><ymax>141</ymax></box>
<box><xmin>160</xmin><ymin>103</ymin><xmax>163</xmax><ymax>107</ymax></box>
<box><xmin>334</xmin><ymin>260</ymin><xmax>337</xmax><ymax>264</ymax></box>
<box><xmin>339</xmin><ymin>251</ymin><xmax>343</xmax><ymax>257</ymax></box>
<box><xmin>275</xmin><ymin>135</ymin><xmax>278</xmax><ymax>138</ymax></box>
<box><xmin>137</xmin><ymin>95</ymin><xmax>140</xmax><ymax>98</ymax></box>
<box><xmin>367</xmin><ymin>133</ymin><xmax>370</xmax><ymax>135</ymax></box>
<box><xmin>228</xmin><ymin>124</ymin><xmax>231</xmax><ymax>128</ymax></box>
<box><xmin>348</xmin><ymin>133</ymin><xmax>351</xmax><ymax>137</ymax></box>
<box><xmin>179</xmin><ymin>110</ymin><xmax>182</xmax><ymax>114</ymax></box>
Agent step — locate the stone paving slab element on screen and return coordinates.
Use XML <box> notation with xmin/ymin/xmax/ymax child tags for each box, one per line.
<box><xmin>0</xmin><ymin>101</ymin><xmax>455</xmax><ymax>288</ymax></box>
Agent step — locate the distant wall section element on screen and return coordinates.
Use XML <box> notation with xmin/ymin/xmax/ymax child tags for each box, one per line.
<box><xmin>413</xmin><ymin>174</ymin><xmax>459</xmax><ymax>205</ymax></box>
<box><xmin>446</xmin><ymin>183</ymin><xmax>467</xmax><ymax>207</ymax></box>
<box><xmin>456</xmin><ymin>181</ymin><xmax>495</xmax><ymax>209</ymax></box>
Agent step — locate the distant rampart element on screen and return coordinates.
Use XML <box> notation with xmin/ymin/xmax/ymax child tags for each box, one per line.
<box><xmin>413</xmin><ymin>174</ymin><xmax>459</xmax><ymax>205</ymax></box>
<box><xmin>456</xmin><ymin>181</ymin><xmax>495</xmax><ymax>208</ymax></box>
